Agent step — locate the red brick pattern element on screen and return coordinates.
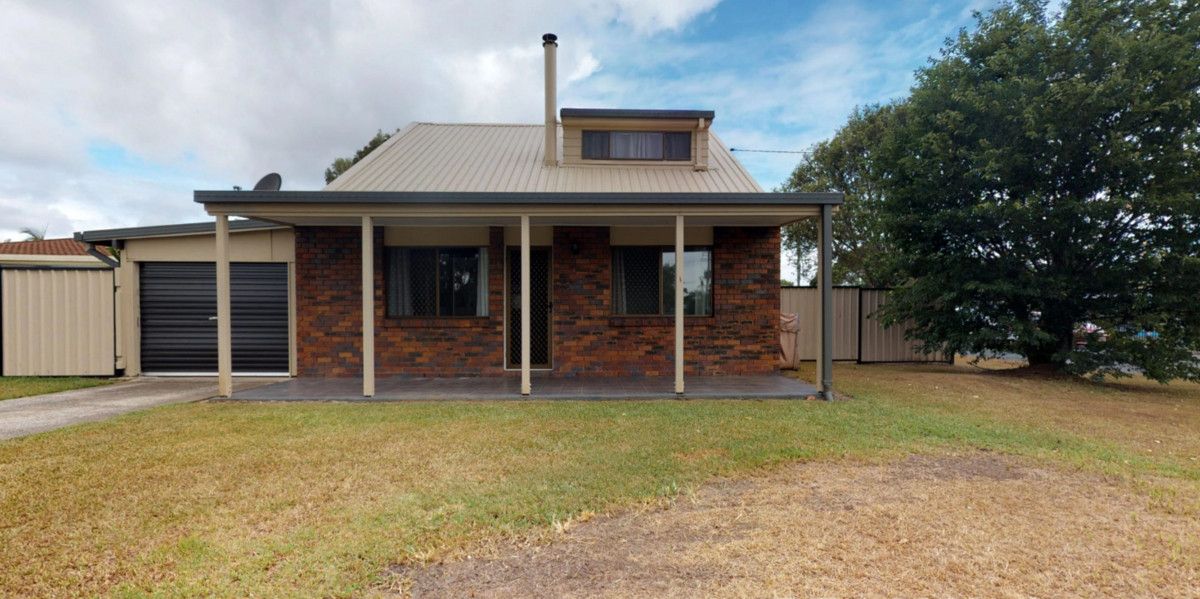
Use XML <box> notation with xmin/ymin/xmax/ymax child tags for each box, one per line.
<box><xmin>295</xmin><ymin>225</ymin><xmax>779</xmax><ymax>377</ymax></box>
<box><xmin>295</xmin><ymin>226</ymin><xmax>505</xmax><ymax>377</ymax></box>
<box><xmin>550</xmin><ymin>226</ymin><xmax>779</xmax><ymax>376</ymax></box>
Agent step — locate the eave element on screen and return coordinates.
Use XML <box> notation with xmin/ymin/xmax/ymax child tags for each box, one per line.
<box><xmin>194</xmin><ymin>191</ymin><xmax>842</xmax><ymax>228</ymax></box>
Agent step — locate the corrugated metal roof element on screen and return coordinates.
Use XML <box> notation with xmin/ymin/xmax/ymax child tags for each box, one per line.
<box><xmin>0</xmin><ymin>238</ymin><xmax>90</xmax><ymax>256</ymax></box>
<box><xmin>324</xmin><ymin>123</ymin><xmax>764</xmax><ymax>193</ymax></box>
<box><xmin>77</xmin><ymin>219</ymin><xmax>281</xmax><ymax>243</ymax></box>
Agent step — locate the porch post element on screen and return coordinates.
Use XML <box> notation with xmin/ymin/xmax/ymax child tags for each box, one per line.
<box><xmin>520</xmin><ymin>215</ymin><xmax>531</xmax><ymax>395</ymax></box>
<box><xmin>675</xmin><ymin>215</ymin><xmax>685</xmax><ymax>394</ymax></box>
<box><xmin>817</xmin><ymin>204</ymin><xmax>834</xmax><ymax>399</ymax></box>
<box><xmin>216</xmin><ymin>214</ymin><xmax>232</xmax><ymax>398</ymax></box>
<box><xmin>362</xmin><ymin>216</ymin><xmax>375</xmax><ymax>397</ymax></box>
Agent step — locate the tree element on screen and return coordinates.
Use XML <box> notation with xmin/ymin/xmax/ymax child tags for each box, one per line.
<box><xmin>324</xmin><ymin>130</ymin><xmax>395</xmax><ymax>184</ymax></box>
<box><xmin>778</xmin><ymin>105</ymin><xmax>900</xmax><ymax>287</ymax></box>
<box><xmin>19</xmin><ymin>226</ymin><xmax>46</xmax><ymax>241</ymax></box>
<box><xmin>876</xmin><ymin>0</ymin><xmax>1200</xmax><ymax>381</ymax></box>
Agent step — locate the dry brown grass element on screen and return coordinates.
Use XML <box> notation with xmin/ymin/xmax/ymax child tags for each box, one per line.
<box><xmin>394</xmin><ymin>453</ymin><xmax>1200</xmax><ymax>598</ymax></box>
<box><xmin>818</xmin><ymin>361</ymin><xmax>1200</xmax><ymax>472</ymax></box>
<box><xmin>3</xmin><ymin>362</ymin><xmax>1199</xmax><ymax>597</ymax></box>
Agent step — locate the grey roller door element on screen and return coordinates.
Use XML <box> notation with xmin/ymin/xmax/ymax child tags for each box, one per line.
<box><xmin>140</xmin><ymin>262</ymin><xmax>288</xmax><ymax>373</ymax></box>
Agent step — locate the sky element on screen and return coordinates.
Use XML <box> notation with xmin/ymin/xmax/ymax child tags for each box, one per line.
<box><xmin>0</xmin><ymin>0</ymin><xmax>996</xmax><ymax>241</ymax></box>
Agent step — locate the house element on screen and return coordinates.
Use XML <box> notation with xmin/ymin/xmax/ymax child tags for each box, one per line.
<box><xmin>79</xmin><ymin>34</ymin><xmax>841</xmax><ymax>399</ymax></box>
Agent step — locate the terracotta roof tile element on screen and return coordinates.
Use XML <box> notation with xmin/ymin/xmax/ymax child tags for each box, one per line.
<box><xmin>0</xmin><ymin>238</ymin><xmax>91</xmax><ymax>256</ymax></box>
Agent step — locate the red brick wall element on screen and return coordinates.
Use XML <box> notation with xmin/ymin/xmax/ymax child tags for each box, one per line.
<box><xmin>295</xmin><ymin>225</ymin><xmax>779</xmax><ymax>377</ymax></box>
<box><xmin>551</xmin><ymin>226</ymin><xmax>779</xmax><ymax>376</ymax></box>
<box><xmin>295</xmin><ymin>226</ymin><xmax>505</xmax><ymax>377</ymax></box>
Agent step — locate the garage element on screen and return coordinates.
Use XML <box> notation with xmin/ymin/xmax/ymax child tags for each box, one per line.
<box><xmin>139</xmin><ymin>262</ymin><xmax>288</xmax><ymax>374</ymax></box>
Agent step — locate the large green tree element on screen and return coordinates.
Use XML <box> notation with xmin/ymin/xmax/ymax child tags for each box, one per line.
<box><xmin>877</xmin><ymin>0</ymin><xmax>1200</xmax><ymax>380</ymax></box>
<box><xmin>324</xmin><ymin>129</ymin><xmax>395</xmax><ymax>184</ymax></box>
<box><xmin>779</xmin><ymin>105</ymin><xmax>899</xmax><ymax>287</ymax></box>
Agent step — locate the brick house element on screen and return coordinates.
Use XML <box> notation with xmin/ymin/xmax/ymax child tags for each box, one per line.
<box><xmin>191</xmin><ymin>34</ymin><xmax>840</xmax><ymax>399</ymax></box>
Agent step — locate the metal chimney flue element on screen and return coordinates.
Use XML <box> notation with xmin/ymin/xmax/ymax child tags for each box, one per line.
<box><xmin>542</xmin><ymin>33</ymin><xmax>558</xmax><ymax>167</ymax></box>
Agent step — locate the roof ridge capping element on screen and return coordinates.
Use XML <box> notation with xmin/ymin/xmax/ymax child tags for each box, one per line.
<box><xmin>414</xmin><ymin>122</ymin><xmax>545</xmax><ymax>127</ymax></box>
<box><xmin>560</xmin><ymin>108</ymin><xmax>715</xmax><ymax>120</ymax></box>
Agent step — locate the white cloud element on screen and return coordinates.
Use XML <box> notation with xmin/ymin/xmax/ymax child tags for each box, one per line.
<box><xmin>0</xmin><ymin>0</ymin><xmax>720</xmax><ymax>237</ymax></box>
<box><xmin>603</xmin><ymin>0</ymin><xmax>722</xmax><ymax>33</ymax></box>
<box><xmin>0</xmin><ymin>0</ymin><xmax>988</xmax><ymax>238</ymax></box>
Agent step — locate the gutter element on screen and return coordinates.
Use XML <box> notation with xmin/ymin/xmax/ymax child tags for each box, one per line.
<box><xmin>73</xmin><ymin>232</ymin><xmax>120</xmax><ymax>268</ymax></box>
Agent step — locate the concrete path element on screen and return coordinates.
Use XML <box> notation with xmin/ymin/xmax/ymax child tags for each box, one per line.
<box><xmin>0</xmin><ymin>377</ymin><xmax>280</xmax><ymax>441</ymax></box>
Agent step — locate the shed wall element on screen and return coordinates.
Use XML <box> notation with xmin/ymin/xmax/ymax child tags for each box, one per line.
<box><xmin>2</xmin><ymin>268</ymin><xmax>115</xmax><ymax>376</ymax></box>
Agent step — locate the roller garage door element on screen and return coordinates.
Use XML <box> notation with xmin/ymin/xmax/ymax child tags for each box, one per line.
<box><xmin>140</xmin><ymin>262</ymin><xmax>288</xmax><ymax>374</ymax></box>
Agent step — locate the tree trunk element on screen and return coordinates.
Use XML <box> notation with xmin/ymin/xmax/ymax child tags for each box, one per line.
<box><xmin>1024</xmin><ymin>319</ymin><xmax>1074</xmax><ymax>369</ymax></box>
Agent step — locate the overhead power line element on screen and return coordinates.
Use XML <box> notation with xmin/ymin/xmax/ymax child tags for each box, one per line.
<box><xmin>729</xmin><ymin>147</ymin><xmax>809</xmax><ymax>154</ymax></box>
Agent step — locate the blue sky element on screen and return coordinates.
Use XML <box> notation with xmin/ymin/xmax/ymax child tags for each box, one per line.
<box><xmin>0</xmin><ymin>0</ymin><xmax>995</xmax><ymax>240</ymax></box>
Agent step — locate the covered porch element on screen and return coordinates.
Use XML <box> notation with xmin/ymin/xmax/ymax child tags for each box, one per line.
<box><xmin>230</xmin><ymin>374</ymin><xmax>819</xmax><ymax>401</ymax></box>
<box><xmin>198</xmin><ymin>191</ymin><xmax>839</xmax><ymax>399</ymax></box>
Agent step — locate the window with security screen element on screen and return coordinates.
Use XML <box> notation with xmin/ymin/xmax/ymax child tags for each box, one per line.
<box><xmin>612</xmin><ymin>246</ymin><xmax>712</xmax><ymax>316</ymax></box>
<box><xmin>387</xmin><ymin>247</ymin><xmax>488</xmax><ymax>317</ymax></box>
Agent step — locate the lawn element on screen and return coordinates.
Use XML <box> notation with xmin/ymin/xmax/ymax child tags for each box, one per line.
<box><xmin>0</xmin><ymin>363</ymin><xmax>1197</xmax><ymax>597</ymax></box>
<box><xmin>0</xmin><ymin>376</ymin><xmax>111</xmax><ymax>401</ymax></box>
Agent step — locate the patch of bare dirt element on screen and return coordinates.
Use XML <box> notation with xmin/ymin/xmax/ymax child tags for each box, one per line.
<box><xmin>383</xmin><ymin>453</ymin><xmax>1200</xmax><ymax>598</ymax></box>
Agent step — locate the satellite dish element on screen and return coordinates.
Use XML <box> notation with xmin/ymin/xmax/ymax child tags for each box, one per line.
<box><xmin>252</xmin><ymin>172</ymin><xmax>282</xmax><ymax>191</ymax></box>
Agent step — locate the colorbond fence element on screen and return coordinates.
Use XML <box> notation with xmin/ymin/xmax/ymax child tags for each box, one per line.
<box><xmin>780</xmin><ymin>286</ymin><xmax>950</xmax><ymax>364</ymax></box>
<box><xmin>1</xmin><ymin>267</ymin><xmax>115</xmax><ymax>376</ymax></box>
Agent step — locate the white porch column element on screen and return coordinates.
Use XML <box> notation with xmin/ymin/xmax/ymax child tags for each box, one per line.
<box><xmin>675</xmin><ymin>215</ymin><xmax>685</xmax><ymax>395</ymax></box>
<box><xmin>362</xmin><ymin>216</ymin><xmax>375</xmax><ymax>397</ymax></box>
<box><xmin>215</xmin><ymin>214</ymin><xmax>232</xmax><ymax>398</ymax></box>
<box><xmin>520</xmin><ymin>215</ymin><xmax>531</xmax><ymax>395</ymax></box>
<box><xmin>817</xmin><ymin>204</ymin><xmax>834</xmax><ymax>399</ymax></box>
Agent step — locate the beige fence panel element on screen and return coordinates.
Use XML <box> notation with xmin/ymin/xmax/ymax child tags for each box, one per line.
<box><xmin>780</xmin><ymin>287</ymin><xmax>859</xmax><ymax>361</ymax></box>
<box><xmin>858</xmin><ymin>289</ymin><xmax>946</xmax><ymax>363</ymax></box>
<box><xmin>781</xmin><ymin>287</ymin><xmax>948</xmax><ymax>363</ymax></box>
<box><xmin>2</xmin><ymin>268</ymin><xmax>115</xmax><ymax>376</ymax></box>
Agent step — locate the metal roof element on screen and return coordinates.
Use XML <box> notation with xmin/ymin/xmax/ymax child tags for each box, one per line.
<box><xmin>76</xmin><ymin>218</ymin><xmax>281</xmax><ymax>243</ymax></box>
<box><xmin>559</xmin><ymin>108</ymin><xmax>715</xmax><ymax>120</ymax></box>
<box><xmin>195</xmin><ymin>191</ymin><xmax>842</xmax><ymax>206</ymax></box>
<box><xmin>322</xmin><ymin>123</ymin><xmax>763</xmax><ymax>193</ymax></box>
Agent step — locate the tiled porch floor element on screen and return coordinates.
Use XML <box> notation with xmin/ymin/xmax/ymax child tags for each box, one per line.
<box><xmin>229</xmin><ymin>375</ymin><xmax>820</xmax><ymax>401</ymax></box>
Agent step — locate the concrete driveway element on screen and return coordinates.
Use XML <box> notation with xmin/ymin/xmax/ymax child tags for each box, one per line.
<box><xmin>0</xmin><ymin>377</ymin><xmax>280</xmax><ymax>441</ymax></box>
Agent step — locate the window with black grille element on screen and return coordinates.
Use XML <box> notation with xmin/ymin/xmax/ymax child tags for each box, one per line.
<box><xmin>612</xmin><ymin>247</ymin><xmax>712</xmax><ymax>316</ymax></box>
<box><xmin>387</xmin><ymin>247</ymin><xmax>488</xmax><ymax>316</ymax></box>
<box><xmin>582</xmin><ymin>131</ymin><xmax>691</xmax><ymax>161</ymax></box>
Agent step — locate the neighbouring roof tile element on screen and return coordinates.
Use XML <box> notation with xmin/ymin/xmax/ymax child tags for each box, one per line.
<box><xmin>0</xmin><ymin>238</ymin><xmax>91</xmax><ymax>256</ymax></box>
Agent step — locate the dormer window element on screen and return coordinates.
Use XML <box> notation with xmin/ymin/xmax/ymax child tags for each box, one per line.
<box><xmin>582</xmin><ymin>131</ymin><xmax>691</xmax><ymax>161</ymax></box>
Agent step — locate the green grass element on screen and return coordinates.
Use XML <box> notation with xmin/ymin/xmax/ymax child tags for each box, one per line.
<box><xmin>0</xmin><ymin>376</ymin><xmax>111</xmax><ymax>401</ymax></box>
<box><xmin>0</xmin><ymin>364</ymin><xmax>1197</xmax><ymax>597</ymax></box>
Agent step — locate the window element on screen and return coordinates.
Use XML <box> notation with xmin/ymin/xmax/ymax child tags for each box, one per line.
<box><xmin>612</xmin><ymin>247</ymin><xmax>712</xmax><ymax>316</ymax></box>
<box><xmin>387</xmin><ymin>247</ymin><xmax>488</xmax><ymax>316</ymax></box>
<box><xmin>582</xmin><ymin>131</ymin><xmax>691</xmax><ymax>161</ymax></box>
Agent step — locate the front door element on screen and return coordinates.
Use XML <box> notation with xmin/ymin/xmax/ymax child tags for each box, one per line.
<box><xmin>507</xmin><ymin>247</ymin><xmax>551</xmax><ymax>368</ymax></box>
